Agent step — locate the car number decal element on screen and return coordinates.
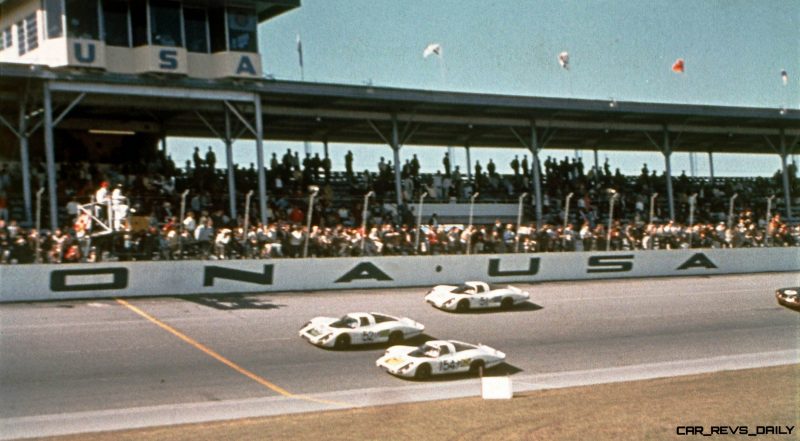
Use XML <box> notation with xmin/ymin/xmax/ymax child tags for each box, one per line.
<box><xmin>362</xmin><ymin>331</ymin><xmax>375</xmax><ymax>341</ymax></box>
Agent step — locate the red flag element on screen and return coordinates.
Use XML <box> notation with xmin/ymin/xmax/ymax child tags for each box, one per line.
<box><xmin>671</xmin><ymin>58</ymin><xmax>685</xmax><ymax>73</ymax></box>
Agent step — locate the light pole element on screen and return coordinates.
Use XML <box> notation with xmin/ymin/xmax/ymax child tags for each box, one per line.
<box><xmin>515</xmin><ymin>192</ymin><xmax>528</xmax><ymax>252</ymax></box>
<box><xmin>606</xmin><ymin>190</ymin><xmax>618</xmax><ymax>251</ymax></box>
<box><xmin>649</xmin><ymin>192</ymin><xmax>658</xmax><ymax>224</ymax></box>
<box><xmin>466</xmin><ymin>192</ymin><xmax>479</xmax><ymax>255</ymax></box>
<box><xmin>35</xmin><ymin>187</ymin><xmax>45</xmax><ymax>263</ymax></box>
<box><xmin>727</xmin><ymin>193</ymin><xmax>738</xmax><ymax>229</ymax></box>
<box><xmin>766</xmin><ymin>195</ymin><xmax>775</xmax><ymax>247</ymax></box>
<box><xmin>303</xmin><ymin>185</ymin><xmax>319</xmax><ymax>258</ymax></box>
<box><xmin>687</xmin><ymin>193</ymin><xmax>698</xmax><ymax>248</ymax></box>
<box><xmin>361</xmin><ymin>191</ymin><xmax>374</xmax><ymax>253</ymax></box>
<box><xmin>561</xmin><ymin>192</ymin><xmax>574</xmax><ymax>250</ymax></box>
<box><xmin>415</xmin><ymin>192</ymin><xmax>428</xmax><ymax>253</ymax></box>
<box><xmin>178</xmin><ymin>189</ymin><xmax>189</xmax><ymax>257</ymax></box>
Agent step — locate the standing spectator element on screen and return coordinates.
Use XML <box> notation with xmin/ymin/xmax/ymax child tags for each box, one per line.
<box><xmin>510</xmin><ymin>155</ymin><xmax>520</xmax><ymax>176</ymax></box>
<box><xmin>270</xmin><ymin>152</ymin><xmax>279</xmax><ymax>172</ymax></box>
<box><xmin>580</xmin><ymin>222</ymin><xmax>593</xmax><ymax>251</ymax></box>
<box><xmin>410</xmin><ymin>154</ymin><xmax>420</xmax><ymax>177</ymax></box>
<box><xmin>442</xmin><ymin>152</ymin><xmax>451</xmax><ymax>177</ymax></box>
<box><xmin>94</xmin><ymin>181</ymin><xmax>110</xmax><ymax>221</ymax></box>
<box><xmin>487</xmin><ymin>159</ymin><xmax>496</xmax><ymax>177</ymax></box>
<box><xmin>345</xmin><ymin>150</ymin><xmax>354</xmax><ymax>180</ymax></box>
<box><xmin>311</xmin><ymin>153</ymin><xmax>322</xmax><ymax>183</ymax></box>
<box><xmin>205</xmin><ymin>146</ymin><xmax>216</xmax><ymax>171</ymax></box>
<box><xmin>193</xmin><ymin>147</ymin><xmax>203</xmax><ymax>170</ymax></box>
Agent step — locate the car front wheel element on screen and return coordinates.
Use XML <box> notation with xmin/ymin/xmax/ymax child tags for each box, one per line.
<box><xmin>334</xmin><ymin>334</ymin><xmax>350</xmax><ymax>349</ymax></box>
<box><xmin>415</xmin><ymin>363</ymin><xmax>432</xmax><ymax>379</ymax></box>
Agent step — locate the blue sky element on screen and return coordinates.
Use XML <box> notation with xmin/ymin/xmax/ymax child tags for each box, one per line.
<box><xmin>169</xmin><ymin>0</ymin><xmax>798</xmax><ymax>177</ymax></box>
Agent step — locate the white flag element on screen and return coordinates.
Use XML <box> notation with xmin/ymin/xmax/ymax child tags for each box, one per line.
<box><xmin>423</xmin><ymin>43</ymin><xmax>442</xmax><ymax>58</ymax></box>
<box><xmin>558</xmin><ymin>51</ymin><xmax>569</xmax><ymax>70</ymax></box>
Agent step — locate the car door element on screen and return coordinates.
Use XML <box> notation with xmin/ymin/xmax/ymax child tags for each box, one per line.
<box><xmin>356</xmin><ymin>316</ymin><xmax>377</xmax><ymax>344</ymax></box>
<box><xmin>470</xmin><ymin>285</ymin><xmax>490</xmax><ymax>309</ymax></box>
<box><xmin>434</xmin><ymin>346</ymin><xmax>460</xmax><ymax>374</ymax></box>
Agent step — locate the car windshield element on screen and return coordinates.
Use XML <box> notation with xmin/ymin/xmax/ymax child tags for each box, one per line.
<box><xmin>451</xmin><ymin>285</ymin><xmax>475</xmax><ymax>294</ymax></box>
<box><xmin>410</xmin><ymin>344</ymin><xmax>440</xmax><ymax>358</ymax></box>
<box><xmin>329</xmin><ymin>315</ymin><xmax>359</xmax><ymax>329</ymax></box>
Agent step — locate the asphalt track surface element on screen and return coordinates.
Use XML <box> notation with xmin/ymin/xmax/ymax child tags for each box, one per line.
<box><xmin>1</xmin><ymin>272</ymin><xmax>799</xmax><ymax>439</ymax></box>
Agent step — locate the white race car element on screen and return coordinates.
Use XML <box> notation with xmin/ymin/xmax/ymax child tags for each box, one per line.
<box><xmin>424</xmin><ymin>281</ymin><xmax>530</xmax><ymax>312</ymax></box>
<box><xmin>299</xmin><ymin>312</ymin><xmax>425</xmax><ymax>349</ymax></box>
<box><xmin>376</xmin><ymin>340</ymin><xmax>506</xmax><ymax>379</ymax></box>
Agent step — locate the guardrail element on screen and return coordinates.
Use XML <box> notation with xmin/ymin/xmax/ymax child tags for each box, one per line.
<box><xmin>1</xmin><ymin>248</ymin><xmax>796</xmax><ymax>302</ymax></box>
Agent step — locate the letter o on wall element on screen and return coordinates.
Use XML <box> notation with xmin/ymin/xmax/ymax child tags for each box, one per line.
<box><xmin>50</xmin><ymin>268</ymin><xmax>128</xmax><ymax>292</ymax></box>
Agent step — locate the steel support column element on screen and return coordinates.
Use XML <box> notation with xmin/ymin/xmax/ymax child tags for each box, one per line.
<box><xmin>391</xmin><ymin>115</ymin><xmax>403</xmax><ymax>207</ymax></box>
<box><xmin>42</xmin><ymin>82</ymin><xmax>59</xmax><ymax>230</ymax></box>
<box><xmin>530</xmin><ymin>123</ymin><xmax>543</xmax><ymax>227</ymax></box>
<box><xmin>224</xmin><ymin>109</ymin><xmax>237</xmax><ymax>219</ymax></box>
<box><xmin>465</xmin><ymin>143</ymin><xmax>472</xmax><ymax>182</ymax></box>
<box><xmin>253</xmin><ymin>94</ymin><xmax>268</xmax><ymax>226</ymax></box>
<box><xmin>708</xmin><ymin>150</ymin><xmax>715</xmax><ymax>186</ymax></box>
<box><xmin>18</xmin><ymin>101</ymin><xmax>33</xmax><ymax>225</ymax></box>
<box><xmin>662</xmin><ymin>128</ymin><xmax>675</xmax><ymax>221</ymax></box>
<box><xmin>780</xmin><ymin>129</ymin><xmax>792</xmax><ymax>219</ymax></box>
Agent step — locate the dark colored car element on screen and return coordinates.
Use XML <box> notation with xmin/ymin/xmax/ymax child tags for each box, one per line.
<box><xmin>775</xmin><ymin>287</ymin><xmax>800</xmax><ymax>311</ymax></box>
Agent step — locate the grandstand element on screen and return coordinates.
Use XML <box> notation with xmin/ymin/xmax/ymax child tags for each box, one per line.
<box><xmin>0</xmin><ymin>0</ymin><xmax>798</xmax><ymax>263</ymax></box>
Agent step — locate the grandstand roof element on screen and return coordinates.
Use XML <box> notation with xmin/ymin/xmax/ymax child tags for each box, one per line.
<box><xmin>0</xmin><ymin>0</ymin><xmax>300</xmax><ymax>22</ymax></box>
<box><xmin>1</xmin><ymin>62</ymin><xmax>798</xmax><ymax>155</ymax></box>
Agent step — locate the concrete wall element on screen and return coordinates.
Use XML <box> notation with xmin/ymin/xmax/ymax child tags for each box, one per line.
<box><xmin>1</xmin><ymin>248</ymin><xmax>797</xmax><ymax>302</ymax></box>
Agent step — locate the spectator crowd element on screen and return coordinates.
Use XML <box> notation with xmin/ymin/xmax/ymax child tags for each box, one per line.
<box><xmin>0</xmin><ymin>146</ymin><xmax>797</xmax><ymax>264</ymax></box>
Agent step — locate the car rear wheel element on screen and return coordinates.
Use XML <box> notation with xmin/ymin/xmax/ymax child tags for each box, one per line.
<box><xmin>456</xmin><ymin>299</ymin><xmax>470</xmax><ymax>312</ymax></box>
<box><xmin>415</xmin><ymin>363</ymin><xmax>432</xmax><ymax>379</ymax></box>
<box><xmin>469</xmin><ymin>360</ymin><xmax>485</xmax><ymax>375</ymax></box>
<box><xmin>388</xmin><ymin>331</ymin><xmax>404</xmax><ymax>345</ymax></box>
<box><xmin>501</xmin><ymin>297</ymin><xmax>514</xmax><ymax>310</ymax></box>
<box><xmin>334</xmin><ymin>334</ymin><xmax>350</xmax><ymax>349</ymax></box>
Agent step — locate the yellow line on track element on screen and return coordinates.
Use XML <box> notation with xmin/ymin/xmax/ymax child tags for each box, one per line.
<box><xmin>115</xmin><ymin>298</ymin><xmax>347</xmax><ymax>407</ymax></box>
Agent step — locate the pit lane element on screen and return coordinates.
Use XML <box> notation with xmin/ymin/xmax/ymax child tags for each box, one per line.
<box><xmin>1</xmin><ymin>272</ymin><xmax>798</xmax><ymax>439</ymax></box>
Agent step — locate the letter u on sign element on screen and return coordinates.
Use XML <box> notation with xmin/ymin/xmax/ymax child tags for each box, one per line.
<box><xmin>73</xmin><ymin>42</ymin><xmax>96</xmax><ymax>63</ymax></box>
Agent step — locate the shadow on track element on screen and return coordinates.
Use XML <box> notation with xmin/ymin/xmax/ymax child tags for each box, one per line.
<box><xmin>178</xmin><ymin>294</ymin><xmax>286</xmax><ymax>311</ymax></box>
<box><xmin>395</xmin><ymin>362</ymin><xmax>524</xmax><ymax>382</ymax></box>
<box><xmin>311</xmin><ymin>333</ymin><xmax>441</xmax><ymax>352</ymax></box>
<box><xmin>434</xmin><ymin>301</ymin><xmax>544</xmax><ymax>315</ymax></box>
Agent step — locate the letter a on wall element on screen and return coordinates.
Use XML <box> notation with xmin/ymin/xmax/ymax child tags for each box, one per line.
<box><xmin>335</xmin><ymin>262</ymin><xmax>393</xmax><ymax>283</ymax></box>
<box><xmin>676</xmin><ymin>253</ymin><xmax>718</xmax><ymax>270</ymax></box>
